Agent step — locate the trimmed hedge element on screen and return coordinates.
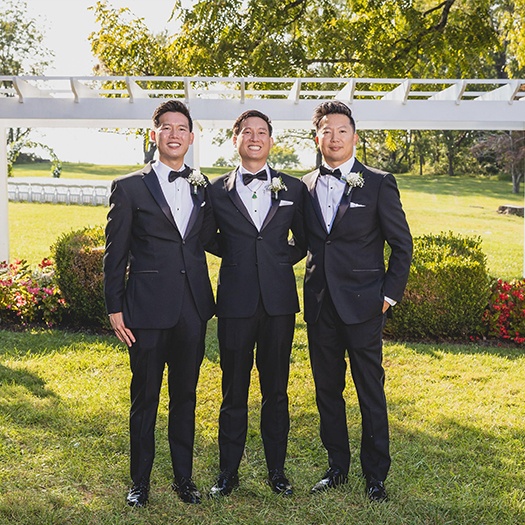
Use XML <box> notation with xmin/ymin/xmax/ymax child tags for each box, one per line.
<box><xmin>51</xmin><ymin>225</ymin><xmax>107</xmax><ymax>328</ymax></box>
<box><xmin>384</xmin><ymin>232</ymin><xmax>491</xmax><ymax>340</ymax></box>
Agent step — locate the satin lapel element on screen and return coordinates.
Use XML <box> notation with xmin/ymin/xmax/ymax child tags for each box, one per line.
<box><xmin>260</xmin><ymin>168</ymin><xmax>280</xmax><ymax>231</ymax></box>
<box><xmin>184</xmin><ymin>184</ymin><xmax>205</xmax><ymax>240</ymax></box>
<box><xmin>142</xmin><ymin>168</ymin><xmax>178</xmax><ymax>231</ymax></box>
<box><xmin>332</xmin><ymin>189</ymin><xmax>351</xmax><ymax>230</ymax></box>
<box><xmin>304</xmin><ymin>170</ymin><xmax>328</xmax><ymax>233</ymax></box>
<box><xmin>332</xmin><ymin>158</ymin><xmax>365</xmax><ymax>231</ymax></box>
<box><xmin>225</xmin><ymin>170</ymin><xmax>257</xmax><ymax>229</ymax></box>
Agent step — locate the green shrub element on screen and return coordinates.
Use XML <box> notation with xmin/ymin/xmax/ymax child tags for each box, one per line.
<box><xmin>51</xmin><ymin>226</ymin><xmax>108</xmax><ymax>328</ymax></box>
<box><xmin>384</xmin><ymin>232</ymin><xmax>491</xmax><ymax>340</ymax></box>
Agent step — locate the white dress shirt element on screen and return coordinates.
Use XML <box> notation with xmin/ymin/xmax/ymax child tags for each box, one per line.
<box><xmin>153</xmin><ymin>160</ymin><xmax>193</xmax><ymax>237</ymax></box>
<box><xmin>315</xmin><ymin>156</ymin><xmax>356</xmax><ymax>232</ymax></box>
<box><xmin>236</xmin><ymin>164</ymin><xmax>271</xmax><ymax>231</ymax></box>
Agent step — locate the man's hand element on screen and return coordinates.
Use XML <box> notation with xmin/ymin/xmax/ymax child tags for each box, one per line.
<box><xmin>382</xmin><ymin>300</ymin><xmax>391</xmax><ymax>314</ymax></box>
<box><xmin>108</xmin><ymin>312</ymin><xmax>136</xmax><ymax>347</ymax></box>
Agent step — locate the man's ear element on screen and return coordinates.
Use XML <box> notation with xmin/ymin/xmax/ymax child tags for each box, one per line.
<box><xmin>149</xmin><ymin>129</ymin><xmax>156</xmax><ymax>143</ymax></box>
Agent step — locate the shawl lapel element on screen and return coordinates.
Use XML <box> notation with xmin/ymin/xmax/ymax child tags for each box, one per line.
<box><xmin>224</xmin><ymin>170</ymin><xmax>257</xmax><ymax>229</ymax></box>
<box><xmin>142</xmin><ymin>167</ymin><xmax>180</xmax><ymax>233</ymax></box>
<box><xmin>260</xmin><ymin>168</ymin><xmax>281</xmax><ymax>231</ymax></box>
<box><xmin>304</xmin><ymin>170</ymin><xmax>328</xmax><ymax>234</ymax></box>
<box><xmin>184</xmin><ymin>184</ymin><xmax>205</xmax><ymax>240</ymax></box>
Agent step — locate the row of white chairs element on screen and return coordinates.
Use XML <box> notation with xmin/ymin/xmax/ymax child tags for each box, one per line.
<box><xmin>8</xmin><ymin>181</ymin><xmax>110</xmax><ymax>206</ymax></box>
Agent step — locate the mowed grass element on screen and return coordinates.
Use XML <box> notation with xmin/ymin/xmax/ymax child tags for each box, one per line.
<box><xmin>2</xmin><ymin>165</ymin><xmax>525</xmax><ymax>524</ymax></box>
<box><xmin>0</xmin><ymin>328</ymin><xmax>524</xmax><ymax>524</ymax></box>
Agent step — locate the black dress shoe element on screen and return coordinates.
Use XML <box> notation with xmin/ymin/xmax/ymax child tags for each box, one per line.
<box><xmin>268</xmin><ymin>469</ymin><xmax>293</xmax><ymax>496</ymax></box>
<box><xmin>209</xmin><ymin>471</ymin><xmax>239</xmax><ymax>498</ymax></box>
<box><xmin>366</xmin><ymin>478</ymin><xmax>388</xmax><ymax>502</ymax></box>
<box><xmin>126</xmin><ymin>480</ymin><xmax>149</xmax><ymax>507</ymax></box>
<box><xmin>310</xmin><ymin>467</ymin><xmax>348</xmax><ymax>494</ymax></box>
<box><xmin>172</xmin><ymin>476</ymin><xmax>202</xmax><ymax>504</ymax></box>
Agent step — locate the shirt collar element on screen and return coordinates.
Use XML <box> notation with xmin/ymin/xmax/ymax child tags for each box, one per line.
<box><xmin>237</xmin><ymin>163</ymin><xmax>269</xmax><ymax>178</ymax></box>
<box><xmin>322</xmin><ymin>156</ymin><xmax>356</xmax><ymax>177</ymax></box>
<box><xmin>153</xmin><ymin>160</ymin><xmax>187</xmax><ymax>182</ymax></box>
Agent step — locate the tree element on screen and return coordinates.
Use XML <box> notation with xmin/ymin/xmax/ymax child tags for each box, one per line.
<box><xmin>89</xmin><ymin>0</ymin><xmax>518</xmax><ymax>177</ymax></box>
<box><xmin>172</xmin><ymin>0</ymin><xmax>500</xmax><ymax>78</ymax></box>
<box><xmin>0</xmin><ymin>0</ymin><xmax>60</xmax><ymax>176</ymax></box>
<box><xmin>89</xmin><ymin>1</ymin><xmax>183</xmax><ymax>163</ymax></box>
<box><xmin>472</xmin><ymin>131</ymin><xmax>525</xmax><ymax>193</ymax></box>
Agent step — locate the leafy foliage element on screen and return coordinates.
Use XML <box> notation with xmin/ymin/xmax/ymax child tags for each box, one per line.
<box><xmin>0</xmin><ymin>258</ymin><xmax>67</xmax><ymax>327</ymax></box>
<box><xmin>384</xmin><ymin>232</ymin><xmax>491</xmax><ymax>340</ymax></box>
<box><xmin>51</xmin><ymin>226</ymin><xmax>107</xmax><ymax>328</ymax></box>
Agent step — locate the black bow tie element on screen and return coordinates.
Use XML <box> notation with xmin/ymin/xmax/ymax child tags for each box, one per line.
<box><xmin>319</xmin><ymin>165</ymin><xmax>342</xmax><ymax>179</ymax></box>
<box><xmin>168</xmin><ymin>165</ymin><xmax>192</xmax><ymax>182</ymax></box>
<box><xmin>242</xmin><ymin>170</ymin><xmax>267</xmax><ymax>185</ymax></box>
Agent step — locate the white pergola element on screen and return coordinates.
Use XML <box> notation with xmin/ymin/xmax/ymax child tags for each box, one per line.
<box><xmin>1</xmin><ymin>76</ymin><xmax>525</xmax><ymax>267</ymax></box>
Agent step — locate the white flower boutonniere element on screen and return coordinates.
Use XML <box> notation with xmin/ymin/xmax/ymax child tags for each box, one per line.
<box><xmin>187</xmin><ymin>169</ymin><xmax>208</xmax><ymax>194</ymax></box>
<box><xmin>267</xmin><ymin>176</ymin><xmax>288</xmax><ymax>199</ymax></box>
<box><xmin>340</xmin><ymin>171</ymin><xmax>364</xmax><ymax>196</ymax></box>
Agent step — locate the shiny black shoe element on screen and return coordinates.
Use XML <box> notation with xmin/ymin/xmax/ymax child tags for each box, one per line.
<box><xmin>209</xmin><ymin>471</ymin><xmax>239</xmax><ymax>498</ymax></box>
<box><xmin>126</xmin><ymin>480</ymin><xmax>150</xmax><ymax>507</ymax></box>
<box><xmin>172</xmin><ymin>476</ymin><xmax>202</xmax><ymax>504</ymax></box>
<box><xmin>268</xmin><ymin>469</ymin><xmax>293</xmax><ymax>496</ymax></box>
<box><xmin>310</xmin><ymin>467</ymin><xmax>348</xmax><ymax>494</ymax></box>
<box><xmin>366</xmin><ymin>478</ymin><xmax>388</xmax><ymax>502</ymax></box>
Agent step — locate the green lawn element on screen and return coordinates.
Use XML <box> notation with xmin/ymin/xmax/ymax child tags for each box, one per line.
<box><xmin>2</xmin><ymin>166</ymin><xmax>525</xmax><ymax>524</ymax></box>
<box><xmin>0</xmin><ymin>328</ymin><xmax>523</xmax><ymax>524</ymax></box>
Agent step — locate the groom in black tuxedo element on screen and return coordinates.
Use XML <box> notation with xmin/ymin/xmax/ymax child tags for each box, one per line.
<box><xmin>302</xmin><ymin>101</ymin><xmax>412</xmax><ymax>501</ymax></box>
<box><xmin>207</xmin><ymin>110</ymin><xmax>306</xmax><ymax>498</ymax></box>
<box><xmin>103</xmin><ymin>100</ymin><xmax>215</xmax><ymax>507</ymax></box>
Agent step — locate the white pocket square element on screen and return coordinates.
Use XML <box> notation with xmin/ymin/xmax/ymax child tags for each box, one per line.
<box><xmin>200</xmin><ymin>201</ymin><xmax>206</xmax><ymax>207</ymax></box>
<box><xmin>279</xmin><ymin>200</ymin><xmax>294</xmax><ymax>207</ymax></box>
<box><xmin>350</xmin><ymin>202</ymin><xmax>366</xmax><ymax>208</ymax></box>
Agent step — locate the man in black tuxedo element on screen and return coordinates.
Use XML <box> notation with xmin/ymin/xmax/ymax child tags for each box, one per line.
<box><xmin>103</xmin><ymin>100</ymin><xmax>215</xmax><ymax>507</ymax></box>
<box><xmin>303</xmin><ymin>101</ymin><xmax>412</xmax><ymax>502</ymax></box>
<box><xmin>207</xmin><ymin>110</ymin><xmax>306</xmax><ymax>498</ymax></box>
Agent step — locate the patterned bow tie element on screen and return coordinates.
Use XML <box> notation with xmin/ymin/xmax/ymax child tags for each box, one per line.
<box><xmin>319</xmin><ymin>165</ymin><xmax>342</xmax><ymax>179</ymax></box>
<box><xmin>242</xmin><ymin>170</ymin><xmax>267</xmax><ymax>185</ymax></box>
<box><xmin>168</xmin><ymin>165</ymin><xmax>192</xmax><ymax>182</ymax></box>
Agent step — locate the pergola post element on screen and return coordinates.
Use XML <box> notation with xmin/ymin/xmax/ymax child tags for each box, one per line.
<box><xmin>0</xmin><ymin>126</ymin><xmax>8</xmax><ymax>263</ymax></box>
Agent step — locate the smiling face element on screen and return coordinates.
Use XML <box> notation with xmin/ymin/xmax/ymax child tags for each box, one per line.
<box><xmin>150</xmin><ymin>111</ymin><xmax>194</xmax><ymax>170</ymax></box>
<box><xmin>233</xmin><ymin>116</ymin><xmax>274</xmax><ymax>171</ymax></box>
<box><xmin>315</xmin><ymin>113</ymin><xmax>358</xmax><ymax>168</ymax></box>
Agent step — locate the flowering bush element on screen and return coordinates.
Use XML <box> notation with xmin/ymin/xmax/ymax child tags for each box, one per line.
<box><xmin>483</xmin><ymin>279</ymin><xmax>525</xmax><ymax>345</ymax></box>
<box><xmin>0</xmin><ymin>258</ymin><xmax>68</xmax><ymax>327</ymax></box>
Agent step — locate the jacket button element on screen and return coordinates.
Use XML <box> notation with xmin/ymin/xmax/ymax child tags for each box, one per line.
<box><xmin>326</xmin><ymin>240</ymin><xmax>332</xmax><ymax>245</ymax></box>
<box><xmin>182</xmin><ymin>240</ymin><xmax>186</xmax><ymax>245</ymax></box>
<box><xmin>180</xmin><ymin>269</ymin><xmax>186</xmax><ymax>274</ymax></box>
<box><xmin>257</xmin><ymin>236</ymin><xmax>263</xmax><ymax>240</ymax></box>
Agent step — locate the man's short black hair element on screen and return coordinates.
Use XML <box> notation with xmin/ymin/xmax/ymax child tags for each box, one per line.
<box><xmin>152</xmin><ymin>100</ymin><xmax>193</xmax><ymax>132</ymax></box>
<box><xmin>232</xmin><ymin>109</ymin><xmax>273</xmax><ymax>136</ymax></box>
<box><xmin>312</xmin><ymin>101</ymin><xmax>355</xmax><ymax>131</ymax></box>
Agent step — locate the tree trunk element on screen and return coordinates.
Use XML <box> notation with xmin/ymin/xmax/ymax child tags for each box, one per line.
<box><xmin>513</xmin><ymin>172</ymin><xmax>523</xmax><ymax>194</ymax></box>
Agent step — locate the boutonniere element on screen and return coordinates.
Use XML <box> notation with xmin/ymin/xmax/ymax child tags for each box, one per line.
<box><xmin>340</xmin><ymin>172</ymin><xmax>364</xmax><ymax>196</ymax></box>
<box><xmin>267</xmin><ymin>176</ymin><xmax>288</xmax><ymax>199</ymax></box>
<box><xmin>187</xmin><ymin>169</ymin><xmax>208</xmax><ymax>194</ymax></box>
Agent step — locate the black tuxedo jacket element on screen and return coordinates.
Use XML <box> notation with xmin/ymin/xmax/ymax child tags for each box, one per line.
<box><xmin>103</xmin><ymin>162</ymin><xmax>215</xmax><ymax>329</ymax></box>
<box><xmin>302</xmin><ymin>159</ymin><xmax>412</xmax><ymax>325</ymax></box>
<box><xmin>208</xmin><ymin>168</ymin><xmax>306</xmax><ymax>318</ymax></box>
